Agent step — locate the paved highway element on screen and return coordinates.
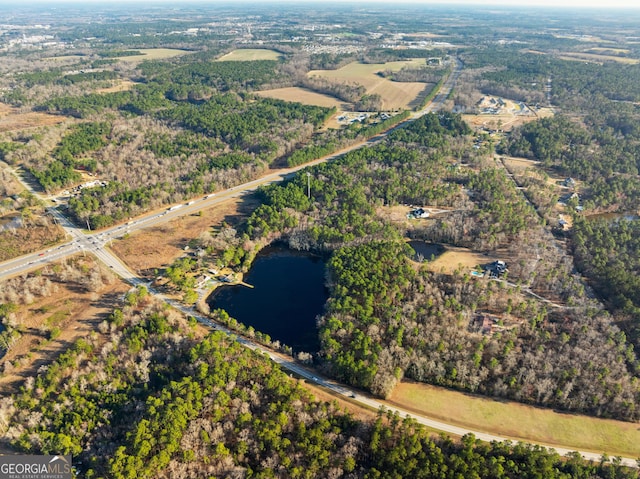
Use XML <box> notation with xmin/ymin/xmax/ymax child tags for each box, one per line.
<box><xmin>0</xmin><ymin>56</ymin><xmax>462</xmax><ymax>282</ymax></box>
<box><xmin>2</xmin><ymin>58</ymin><xmax>636</xmax><ymax>467</ymax></box>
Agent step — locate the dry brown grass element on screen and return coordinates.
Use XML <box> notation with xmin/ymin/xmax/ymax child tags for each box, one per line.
<box><xmin>217</xmin><ymin>49</ymin><xmax>282</xmax><ymax>61</ymax></box>
<box><xmin>426</xmin><ymin>246</ymin><xmax>488</xmax><ymax>274</ymax></box>
<box><xmin>116</xmin><ymin>48</ymin><xmax>191</xmax><ymax>63</ymax></box>
<box><xmin>389</xmin><ymin>381</ymin><xmax>640</xmax><ymax>457</ymax></box>
<box><xmin>462</xmin><ymin>107</ymin><xmax>553</xmax><ymax>133</ymax></box>
<box><xmin>558</xmin><ymin>52</ymin><xmax>639</xmax><ymax>64</ymax></box>
<box><xmin>308</xmin><ymin>60</ymin><xmax>431</xmax><ymax>110</ymax></box>
<box><xmin>0</xmin><ymin>222</ymin><xmax>67</xmax><ymax>262</ymax></box>
<box><xmin>587</xmin><ymin>47</ymin><xmax>631</xmax><ymax>54</ymax></box>
<box><xmin>0</xmin><ymin>102</ymin><xmax>67</xmax><ymax>133</ymax></box>
<box><xmin>0</xmin><ymin>262</ymin><xmax>129</xmax><ymax>393</ymax></box>
<box><xmin>502</xmin><ymin>156</ymin><xmax>541</xmax><ymax>172</ymax></box>
<box><xmin>95</xmin><ymin>80</ymin><xmax>139</xmax><ymax>94</ymax></box>
<box><xmin>255</xmin><ymin>87</ymin><xmax>349</xmax><ymax>109</ymax></box>
<box><xmin>111</xmin><ymin>197</ymin><xmax>257</xmax><ymax>276</ymax></box>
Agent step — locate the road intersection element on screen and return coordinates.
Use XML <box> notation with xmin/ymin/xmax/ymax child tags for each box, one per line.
<box><xmin>1</xmin><ymin>58</ymin><xmax>636</xmax><ymax>466</ymax></box>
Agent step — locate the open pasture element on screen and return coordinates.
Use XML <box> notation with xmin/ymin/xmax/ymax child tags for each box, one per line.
<box><xmin>308</xmin><ymin>59</ymin><xmax>433</xmax><ymax>110</ymax></box>
<box><xmin>116</xmin><ymin>48</ymin><xmax>191</xmax><ymax>62</ymax></box>
<box><xmin>0</xmin><ymin>103</ymin><xmax>67</xmax><ymax>132</ymax></box>
<box><xmin>558</xmin><ymin>52</ymin><xmax>639</xmax><ymax>64</ymax></box>
<box><xmin>254</xmin><ymin>87</ymin><xmax>348</xmax><ymax>109</ymax></box>
<box><xmin>217</xmin><ymin>49</ymin><xmax>282</xmax><ymax>61</ymax></box>
<box><xmin>389</xmin><ymin>381</ymin><xmax>640</xmax><ymax>458</ymax></box>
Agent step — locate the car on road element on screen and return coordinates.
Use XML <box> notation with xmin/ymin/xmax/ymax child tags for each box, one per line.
<box><xmin>311</xmin><ymin>376</ymin><xmax>319</xmax><ymax>382</ymax></box>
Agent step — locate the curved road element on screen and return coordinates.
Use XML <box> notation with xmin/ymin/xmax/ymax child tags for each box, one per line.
<box><xmin>1</xmin><ymin>57</ymin><xmax>637</xmax><ymax>467</ymax></box>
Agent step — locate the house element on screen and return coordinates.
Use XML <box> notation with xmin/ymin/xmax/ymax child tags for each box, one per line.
<box><xmin>484</xmin><ymin>260</ymin><xmax>508</xmax><ymax>278</ymax></box>
<box><xmin>559</xmin><ymin>192</ymin><xmax>579</xmax><ymax>204</ymax></box>
<box><xmin>562</xmin><ymin>177</ymin><xmax>576</xmax><ymax>188</ymax></box>
<box><xmin>407</xmin><ymin>207</ymin><xmax>430</xmax><ymax>219</ymax></box>
<box><xmin>481</xmin><ymin>315</ymin><xmax>495</xmax><ymax>335</ymax></box>
<box><xmin>470</xmin><ymin>313</ymin><xmax>499</xmax><ymax>335</ymax></box>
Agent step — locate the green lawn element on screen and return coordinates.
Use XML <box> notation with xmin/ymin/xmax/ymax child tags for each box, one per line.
<box><xmin>389</xmin><ymin>381</ymin><xmax>640</xmax><ymax>458</ymax></box>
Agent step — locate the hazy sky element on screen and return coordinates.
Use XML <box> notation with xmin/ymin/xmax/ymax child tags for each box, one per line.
<box><xmin>341</xmin><ymin>0</ymin><xmax>638</xmax><ymax>8</ymax></box>
<box><xmin>1</xmin><ymin>0</ymin><xmax>639</xmax><ymax>9</ymax></box>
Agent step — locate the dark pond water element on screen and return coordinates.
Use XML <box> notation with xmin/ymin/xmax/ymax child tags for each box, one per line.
<box><xmin>207</xmin><ymin>246</ymin><xmax>327</xmax><ymax>354</ymax></box>
<box><xmin>408</xmin><ymin>240</ymin><xmax>445</xmax><ymax>262</ymax></box>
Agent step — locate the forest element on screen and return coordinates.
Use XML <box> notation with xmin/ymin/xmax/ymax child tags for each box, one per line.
<box><xmin>171</xmin><ymin>112</ymin><xmax>640</xmax><ymax>420</ymax></box>
<box><xmin>458</xmin><ymin>44</ymin><xmax>640</xmax><ymax>359</ymax></box>
<box><xmin>3</xmin><ymin>5</ymin><xmax>640</xmax><ymax>475</ymax></box>
<box><xmin>2</xmin><ymin>291</ymin><xmax>636</xmax><ymax>478</ymax></box>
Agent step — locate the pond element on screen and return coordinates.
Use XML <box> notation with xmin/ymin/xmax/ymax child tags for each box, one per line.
<box><xmin>207</xmin><ymin>246</ymin><xmax>327</xmax><ymax>354</ymax></box>
<box><xmin>407</xmin><ymin>240</ymin><xmax>445</xmax><ymax>262</ymax></box>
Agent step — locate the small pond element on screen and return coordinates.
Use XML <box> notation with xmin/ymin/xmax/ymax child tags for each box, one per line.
<box><xmin>207</xmin><ymin>246</ymin><xmax>327</xmax><ymax>354</ymax></box>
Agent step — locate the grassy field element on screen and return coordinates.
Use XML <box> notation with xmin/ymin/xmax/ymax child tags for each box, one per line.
<box><xmin>116</xmin><ymin>48</ymin><xmax>191</xmax><ymax>63</ymax></box>
<box><xmin>217</xmin><ymin>49</ymin><xmax>282</xmax><ymax>61</ymax></box>
<box><xmin>389</xmin><ymin>381</ymin><xmax>640</xmax><ymax>457</ymax></box>
<box><xmin>308</xmin><ymin>59</ymin><xmax>432</xmax><ymax>110</ymax></box>
<box><xmin>426</xmin><ymin>246</ymin><xmax>489</xmax><ymax>274</ymax></box>
<box><xmin>587</xmin><ymin>47</ymin><xmax>631</xmax><ymax>54</ymax></box>
<box><xmin>95</xmin><ymin>80</ymin><xmax>139</xmax><ymax>94</ymax></box>
<box><xmin>255</xmin><ymin>87</ymin><xmax>348</xmax><ymax>109</ymax></box>
<box><xmin>0</xmin><ymin>102</ymin><xmax>67</xmax><ymax>133</ymax></box>
<box><xmin>558</xmin><ymin>52</ymin><xmax>639</xmax><ymax>64</ymax></box>
<box><xmin>45</xmin><ymin>54</ymin><xmax>86</xmax><ymax>62</ymax></box>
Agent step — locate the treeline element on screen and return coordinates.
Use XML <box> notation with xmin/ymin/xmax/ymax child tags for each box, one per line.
<box><xmin>572</xmin><ymin>217</ymin><xmax>640</xmax><ymax>347</ymax></box>
<box><xmin>15</xmin><ymin>69</ymin><xmax>118</xmax><ymax>88</ymax></box>
<box><xmin>30</xmin><ymin>122</ymin><xmax>111</xmax><ymax>191</ymax></box>
<box><xmin>286</xmin><ymin>111</ymin><xmax>411</xmax><ymax>167</ymax></box>
<box><xmin>25</xmin><ymin>61</ymin><xmax>335</xmax><ymax>227</ymax></box>
<box><xmin>209</xmin><ymin>112</ymin><xmax>640</xmax><ymax>419</ymax></box>
<box><xmin>159</xmin><ymin>94</ymin><xmax>332</xmax><ymax>147</ymax></box>
<box><xmin>500</xmin><ymin>115</ymin><xmax>640</xmax><ymax>212</ymax></box>
<box><xmin>58</xmin><ymin>94</ymin><xmax>332</xmax><ymax>228</ymax></box>
<box><xmin>3</xmin><ymin>295</ymin><xmax>636</xmax><ymax>478</ymax></box>
<box><xmin>319</xmin><ymin>239</ymin><xmax>640</xmax><ymax>419</ymax></box>
<box><xmin>362</xmin><ymin>48</ymin><xmax>446</xmax><ymax>63</ymax></box>
<box><xmin>302</xmin><ymin>76</ymin><xmax>366</xmax><ymax>103</ymax></box>
<box><xmin>378</xmin><ymin>66</ymin><xmax>445</xmax><ymax>84</ymax></box>
<box><xmin>156</xmin><ymin>59</ymin><xmax>281</xmax><ymax>92</ymax></box>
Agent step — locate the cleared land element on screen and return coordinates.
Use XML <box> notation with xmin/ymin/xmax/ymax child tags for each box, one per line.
<box><xmin>427</xmin><ymin>246</ymin><xmax>489</xmax><ymax>274</ymax></box>
<box><xmin>388</xmin><ymin>381</ymin><xmax>640</xmax><ymax>458</ymax></box>
<box><xmin>111</xmin><ymin>196</ymin><xmax>257</xmax><ymax>276</ymax></box>
<box><xmin>0</xmin><ymin>222</ymin><xmax>66</xmax><ymax>262</ymax></box>
<box><xmin>308</xmin><ymin>59</ymin><xmax>433</xmax><ymax>110</ymax></box>
<box><xmin>116</xmin><ymin>48</ymin><xmax>191</xmax><ymax>63</ymax></box>
<box><xmin>557</xmin><ymin>52</ymin><xmax>639</xmax><ymax>64</ymax></box>
<box><xmin>587</xmin><ymin>47</ymin><xmax>631</xmax><ymax>54</ymax></box>
<box><xmin>0</xmin><ymin>262</ymin><xmax>129</xmax><ymax>393</ymax></box>
<box><xmin>217</xmin><ymin>49</ymin><xmax>282</xmax><ymax>61</ymax></box>
<box><xmin>45</xmin><ymin>54</ymin><xmax>86</xmax><ymax>62</ymax></box>
<box><xmin>95</xmin><ymin>80</ymin><xmax>139</xmax><ymax>94</ymax></box>
<box><xmin>0</xmin><ymin>102</ymin><xmax>67</xmax><ymax>133</ymax></box>
<box><xmin>255</xmin><ymin>87</ymin><xmax>348</xmax><ymax>109</ymax></box>
<box><xmin>463</xmin><ymin>96</ymin><xmax>553</xmax><ymax>132</ymax></box>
